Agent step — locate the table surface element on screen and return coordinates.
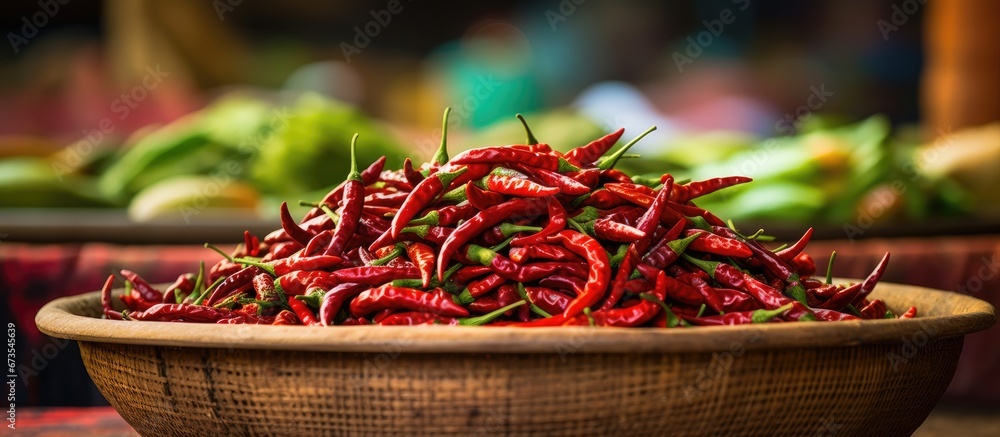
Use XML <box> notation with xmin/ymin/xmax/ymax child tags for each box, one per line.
<box><xmin>12</xmin><ymin>404</ymin><xmax>999</xmax><ymax>436</ymax></box>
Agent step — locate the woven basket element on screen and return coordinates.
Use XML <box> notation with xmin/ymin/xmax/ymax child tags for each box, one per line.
<box><xmin>36</xmin><ymin>282</ymin><xmax>994</xmax><ymax>437</ymax></box>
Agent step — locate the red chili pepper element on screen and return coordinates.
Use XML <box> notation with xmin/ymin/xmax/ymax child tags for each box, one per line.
<box><xmin>318</xmin><ymin>283</ymin><xmax>369</xmax><ymax>326</ymax></box>
<box><xmin>508</xmin><ymin>244</ymin><xmax>580</xmax><ymax>264</ymax></box>
<box><xmin>545</xmin><ymin>230</ymin><xmax>611</xmax><ymax>318</ymax></box>
<box><xmin>408</xmin><ymin>204</ymin><xmax>478</xmax><ymax>227</ymax></box>
<box><xmin>100</xmin><ymin>274</ymin><xmax>122</xmax><ymax>320</ymax></box>
<box><xmin>517</xmin><ymin>165</ymin><xmax>591</xmax><ymax>196</ymax></box>
<box><xmin>899</xmin><ymin>306</ymin><xmax>917</xmax><ymax>319</ymax></box>
<box><xmin>265</xmin><ymin>241</ymin><xmax>302</xmax><ymax>261</ymax></box>
<box><xmin>351</xmin><ymin>285</ymin><xmax>469</xmax><ymax>317</ymax></box>
<box><xmin>790</xmin><ymin>252</ymin><xmax>816</xmax><ymax>277</ymax></box>
<box><xmin>850</xmin><ymin>252</ymin><xmax>891</xmax><ymax>307</ymax></box>
<box><xmin>251</xmin><ymin>273</ymin><xmax>283</xmax><ymax>307</ymax></box>
<box><xmin>683</xmin><ymin>229</ymin><xmax>753</xmax><ymax>258</ymax></box>
<box><xmin>524</xmin><ymin>286</ymin><xmax>573</xmax><ymax>315</ymax></box>
<box><xmin>404</xmin><ymin>242</ymin><xmax>436</xmax><ymax>288</ymax></box>
<box><xmin>163</xmin><ymin>273</ymin><xmax>195</xmax><ymax>304</ymax></box>
<box><xmin>287</xmin><ymin>297</ymin><xmax>318</xmax><ymax>325</ymax></box>
<box><xmin>119</xmin><ymin>269</ymin><xmax>161</xmax><ymax>303</ymax></box>
<box><xmin>437</xmin><ymin>198</ymin><xmax>545</xmax><ymax>280</ymax></box>
<box><xmin>303</xmin><ymin>230</ymin><xmax>333</xmax><ymax>257</ymax></box>
<box><xmin>741</xmin><ymin>274</ymin><xmax>816</xmax><ymax>321</ymax></box>
<box><xmin>130</xmin><ymin>304</ymin><xmax>228</xmax><ymax>323</ymax></box>
<box><xmin>642</xmin><ymin>233</ymin><xmax>700</xmax><ymax>269</ymax></box>
<box><xmin>450</xmin><ymin>265</ymin><xmax>492</xmax><ymax>284</ymax></box>
<box><xmin>713</xmin><ymin>226</ymin><xmax>809</xmax><ymax>305</ymax></box>
<box><xmin>668</xmin><ymin>176</ymin><xmax>752</xmax><ymax>203</ymax></box>
<box><xmin>390</xmin><ymin>165</ymin><xmax>470</xmax><ymax>239</ymax></box>
<box><xmin>451</xmin><ymin>146</ymin><xmax>577</xmax><ymax>172</ymax></box>
<box><xmin>859</xmin><ymin>299</ymin><xmax>888</xmax><ymax>319</ymax></box>
<box><xmin>776</xmin><ymin>227</ymin><xmax>814</xmax><ymax>261</ymax></box>
<box><xmin>468</xmin><ymin>296</ymin><xmax>503</xmax><ymax>314</ymax></box>
<box><xmin>600</xmin><ymin>168</ymin><xmax>634</xmax><ymax>184</ymax></box>
<box><xmin>685</xmin><ymin>303</ymin><xmax>794</xmax><ymax>326</ymax></box>
<box><xmin>279</xmin><ymin>201</ymin><xmax>316</xmax><ymax>247</ymax></box>
<box><xmin>516</xmin><ymin>262</ymin><xmax>588</xmax><ymax>282</ymax></box>
<box><xmin>483</xmin><ymin>167</ymin><xmax>559</xmax><ymax>197</ymax></box>
<box><xmin>403</xmin><ymin>158</ymin><xmax>425</xmax><ymax>186</ymax></box>
<box><xmin>301</xmin><ymin>156</ymin><xmax>386</xmax><ymax>223</ymax></box>
<box><xmin>578</xmin><ymin>189</ymin><xmax>630</xmax><ymax>209</ymax></box>
<box><xmin>564</xmin><ymin>128</ymin><xmax>625</xmax><ymax>167</ymax></box>
<box><xmin>272</xmin><ymin>310</ymin><xmax>301</xmax><ymax>325</ymax></box>
<box><xmin>466</xmin><ymin>182</ymin><xmax>507</xmax><ymax>209</ymax></box>
<box><xmin>243</xmin><ymin>230</ymin><xmax>260</xmax><ymax>257</ymax></box>
<box><xmin>566</xmin><ymin>270</ymin><xmax>668</xmax><ymax>327</ymax></box>
<box><xmin>811</xmin><ymin>308</ymin><xmax>860</xmax><ymax>321</ymax></box>
<box><xmin>277</xmin><ymin>270</ymin><xmax>338</xmax><ymax>296</ymax></box>
<box><xmin>332</xmin><ymin>265</ymin><xmax>420</xmax><ymax>285</ymax></box>
<box><xmin>537</xmin><ymin>274</ymin><xmax>586</xmax><ymax>295</ymax></box>
<box><xmin>202</xmin><ymin>266</ymin><xmax>261</xmax><ymax>306</ymax></box>
<box><xmin>322</xmin><ymin>134</ymin><xmax>367</xmax><ymax>256</ymax></box>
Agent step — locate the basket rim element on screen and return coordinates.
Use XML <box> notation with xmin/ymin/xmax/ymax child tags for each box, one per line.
<box><xmin>35</xmin><ymin>281</ymin><xmax>995</xmax><ymax>353</ymax></box>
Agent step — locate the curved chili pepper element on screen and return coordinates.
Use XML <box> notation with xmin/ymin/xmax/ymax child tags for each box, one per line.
<box><xmin>600</xmin><ymin>168</ymin><xmax>634</xmax><ymax>184</ymax></box>
<box><xmin>642</xmin><ymin>232</ymin><xmax>700</xmax><ymax>269</ymax></box>
<box><xmin>517</xmin><ymin>165</ymin><xmax>590</xmax><ymax>196</ymax></box>
<box><xmin>287</xmin><ymin>297</ymin><xmax>318</xmax><ymax>325</ymax></box>
<box><xmin>163</xmin><ymin>273</ymin><xmax>195</xmax><ymax>304</ymax></box>
<box><xmin>566</xmin><ymin>270</ymin><xmax>667</xmax><ymax>327</ymax></box>
<box><xmin>564</xmin><ymin>128</ymin><xmax>624</xmax><ymax>167</ymax></box>
<box><xmin>332</xmin><ymin>265</ymin><xmax>420</xmax><ymax>285</ymax></box>
<box><xmin>545</xmin><ymin>230</ymin><xmax>611</xmax><ymax>318</ymax></box>
<box><xmin>524</xmin><ymin>286</ymin><xmax>573</xmax><ymax>315</ymax></box>
<box><xmin>669</xmin><ymin>176</ymin><xmax>753</xmax><ymax>203</ymax></box>
<box><xmin>390</xmin><ymin>165</ymin><xmax>469</xmax><ymax>238</ymax></box>
<box><xmin>272</xmin><ymin>309</ymin><xmax>301</xmax><ymax>325</ymax></box>
<box><xmin>204</xmin><ymin>266</ymin><xmax>262</xmax><ymax>306</ymax></box>
<box><xmin>685</xmin><ymin>303</ymin><xmax>794</xmax><ymax>326</ymax></box>
<box><xmin>508</xmin><ymin>244</ymin><xmax>580</xmax><ymax>264</ymax></box>
<box><xmin>516</xmin><ymin>262</ymin><xmax>588</xmax><ymax>282</ymax></box>
<box><xmin>300</xmin><ymin>156</ymin><xmax>386</xmax><ymax>223</ymax></box>
<box><xmin>351</xmin><ymin>285</ymin><xmax>469</xmax><ymax>317</ymax></box>
<box><xmin>776</xmin><ymin>227</ymin><xmax>814</xmax><ymax>261</ymax></box>
<box><xmin>436</xmin><ymin>198</ymin><xmax>545</xmax><ymax>280</ymax></box>
<box><xmin>483</xmin><ymin>167</ymin><xmax>559</xmax><ymax>197</ymax></box>
<box><xmin>466</xmin><ymin>182</ymin><xmax>507</xmax><ymax>209</ymax></box>
<box><xmin>403</xmin><ymin>158</ymin><xmax>425</xmax><ymax>186</ymax></box>
<box><xmin>406</xmin><ymin>242</ymin><xmax>436</xmax><ymax>288</ymax></box>
<box><xmin>130</xmin><ymin>304</ymin><xmax>227</xmax><ymax>323</ymax></box>
<box><xmin>596</xmin><ymin>126</ymin><xmax>656</xmax><ymax>170</ymax></box>
<box><xmin>318</xmin><ymin>283</ymin><xmax>370</xmax><ymax>326</ymax></box>
<box><xmin>302</xmin><ymin>230</ymin><xmax>333</xmax><ymax>257</ymax></box>
<box><xmin>741</xmin><ymin>274</ymin><xmax>815</xmax><ymax>321</ymax></box>
<box><xmin>119</xmin><ymin>269</ymin><xmax>161</xmax><ymax>303</ymax></box>
<box><xmin>510</xmin><ymin>197</ymin><xmax>567</xmax><ymax>246</ymax></box>
<box><xmin>265</xmin><ymin>241</ymin><xmax>302</xmax><ymax>261</ymax></box>
<box><xmin>279</xmin><ymin>202</ymin><xmax>315</xmax><ymax>247</ymax></box>
<box><xmin>683</xmin><ymin>229</ymin><xmax>753</xmax><ymax>258</ymax></box>
<box><xmin>538</xmin><ymin>275</ymin><xmax>585</xmax><ymax>294</ymax></box>
<box><xmin>848</xmin><ymin>252</ymin><xmax>891</xmax><ymax>307</ymax></box>
<box><xmin>243</xmin><ymin>230</ymin><xmax>261</xmax><ymax>257</ymax></box>
<box><xmin>714</xmin><ymin>226</ymin><xmax>809</xmax><ymax>305</ymax></box>
<box><xmin>100</xmin><ymin>274</ymin><xmax>122</xmax><ymax>320</ymax></box>
<box><xmin>899</xmin><ymin>306</ymin><xmax>917</xmax><ymax>319</ymax></box>
<box><xmin>811</xmin><ymin>308</ymin><xmax>861</xmax><ymax>321</ymax></box>
<box><xmin>451</xmin><ymin>146</ymin><xmax>577</xmax><ymax>172</ymax></box>
<box><xmin>592</xmin><ymin>218</ymin><xmax>646</xmax><ymax>242</ymax></box>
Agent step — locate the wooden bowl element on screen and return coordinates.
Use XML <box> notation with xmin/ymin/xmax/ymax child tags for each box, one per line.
<box><xmin>36</xmin><ymin>282</ymin><xmax>994</xmax><ymax>436</ymax></box>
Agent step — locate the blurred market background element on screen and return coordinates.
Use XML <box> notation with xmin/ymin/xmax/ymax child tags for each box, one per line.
<box><xmin>1</xmin><ymin>0</ymin><xmax>998</xmax><ymax>433</ymax></box>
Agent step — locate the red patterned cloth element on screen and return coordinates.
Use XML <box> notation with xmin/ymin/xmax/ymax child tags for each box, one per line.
<box><xmin>14</xmin><ymin>407</ymin><xmax>138</xmax><ymax>435</ymax></box>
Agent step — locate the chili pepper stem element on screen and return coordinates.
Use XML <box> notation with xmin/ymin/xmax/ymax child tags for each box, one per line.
<box><xmin>431</xmin><ymin>107</ymin><xmax>452</xmax><ymax>167</ymax></box>
<box><xmin>459</xmin><ymin>300</ymin><xmax>526</xmax><ymax>326</ymax></box>
<box><xmin>515</xmin><ymin>114</ymin><xmax>539</xmax><ymax>145</ymax></box>
<box><xmin>598</xmin><ymin>126</ymin><xmax>656</xmax><ymax>170</ymax></box>
<box><xmin>639</xmin><ymin>293</ymin><xmax>680</xmax><ymax>328</ymax></box>
<box><xmin>826</xmin><ymin>251</ymin><xmax>838</xmax><ymax>285</ymax></box>
<box><xmin>517</xmin><ymin>283</ymin><xmax>553</xmax><ymax>318</ymax></box>
<box><xmin>232</xmin><ymin>257</ymin><xmax>276</xmax><ymax>276</ymax></box>
<box><xmin>751</xmin><ymin>303</ymin><xmax>795</xmax><ymax>323</ymax></box>
<box><xmin>204</xmin><ymin>243</ymin><xmax>234</xmax><ymax>263</ymax></box>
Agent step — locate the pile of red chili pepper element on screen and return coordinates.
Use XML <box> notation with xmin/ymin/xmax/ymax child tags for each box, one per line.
<box><xmin>101</xmin><ymin>110</ymin><xmax>916</xmax><ymax>327</ymax></box>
